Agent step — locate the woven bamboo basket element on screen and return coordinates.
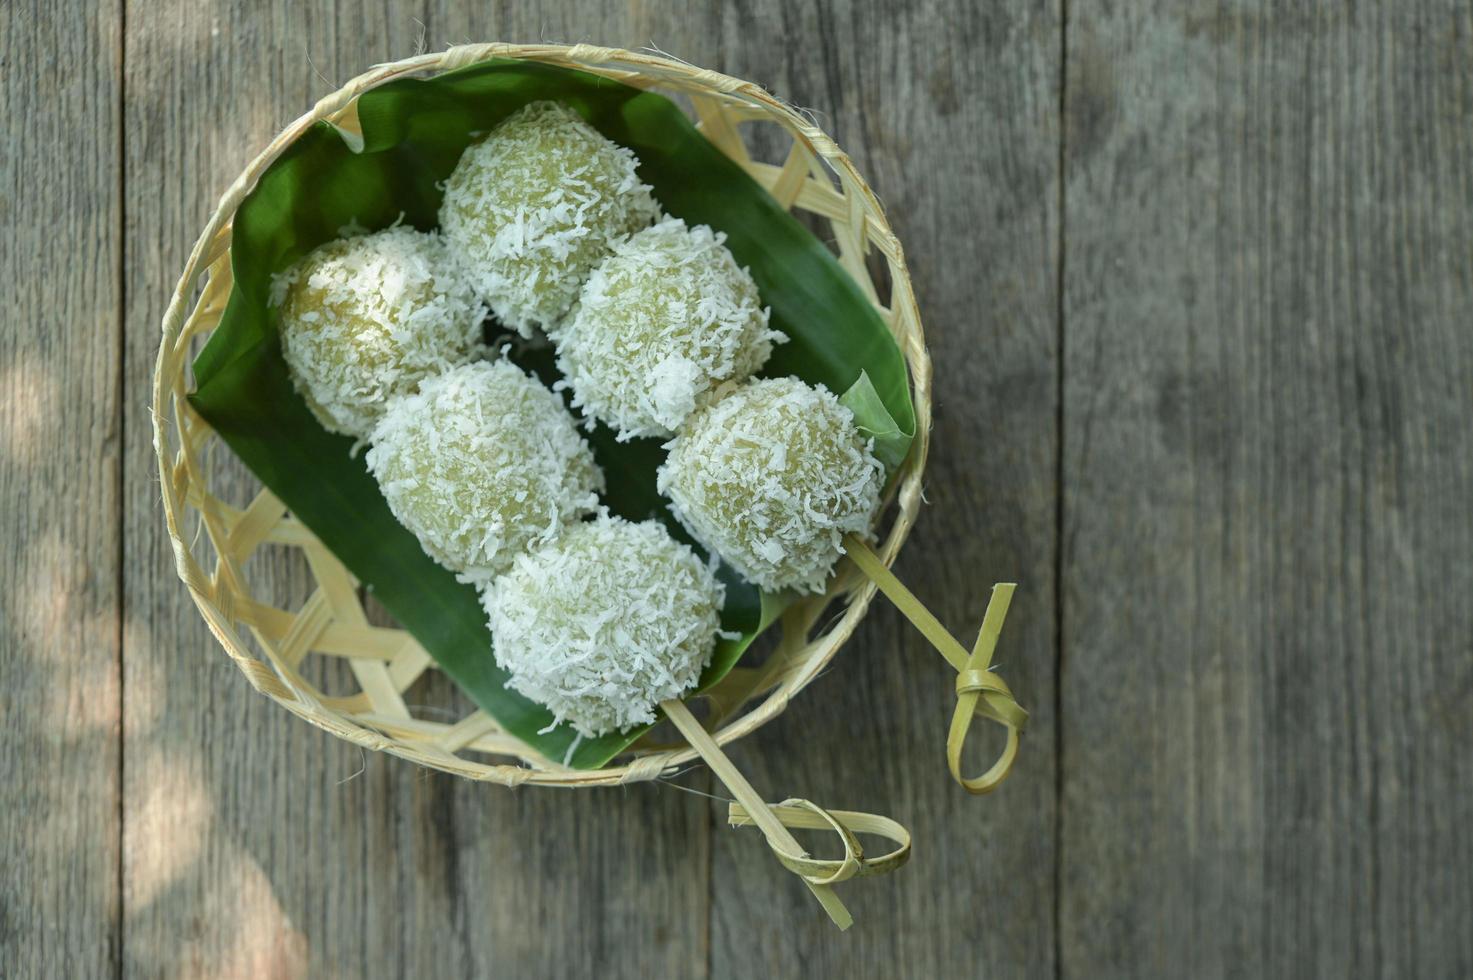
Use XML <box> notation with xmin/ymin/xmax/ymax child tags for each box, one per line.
<box><xmin>154</xmin><ymin>42</ymin><xmax>936</xmax><ymax>790</ymax></box>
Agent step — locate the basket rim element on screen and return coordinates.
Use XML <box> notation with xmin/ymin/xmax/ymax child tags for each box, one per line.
<box><xmin>152</xmin><ymin>41</ymin><xmax>934</xmax><ymax>786</ymax></box>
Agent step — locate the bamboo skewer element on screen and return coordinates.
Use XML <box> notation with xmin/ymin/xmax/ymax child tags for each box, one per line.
<box><xmin>661</xmin><ymin>698</ymin><xmax>855</xmax><ymax>928</ymax></box>
<box><xmin>843</xmin><ymin>535</ymin><xmax>1028</xmax><ymax>794</ymax></box>
<box><xmin>657</xmin><ymin>534</ymin><xmax>1025</xmax><ymax>929</ymax></box>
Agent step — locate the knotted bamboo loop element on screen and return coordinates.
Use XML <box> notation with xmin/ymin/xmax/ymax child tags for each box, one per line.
<box><xmin>663</xmin><ymin>698</ymin><xmax>914</xmax><ymax>929</ymax></box>
<box><xmin>843</xmin><ymin>537</ymin><xmax>1028</xmax><ymax>794</ymax></box>
<box><xmin>662</xmin><ymin>698</ymin><xmax>853</xmax><ymax>928</ymax></box>
<box><xmin>946</xmin><ymin>584</ymin><xmax>1023</xmax><ymax>794</ymax></box>
<box><xmin>728</xmin><ymin>798</ymin><xmax>912</xmax><ymax>884</ymax></box>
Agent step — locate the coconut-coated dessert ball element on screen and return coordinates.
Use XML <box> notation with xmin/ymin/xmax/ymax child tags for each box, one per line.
<box><xmin>271</xmin><ymin>226</ymin><xmax>486</xmax><ymax>441</ymax></box>
<box><xmin>554</xmin><ymin>217</ymin><xmax>785</xmax><ymax>440</ymax></box>
<box><xmin>483</xmin><ymin>514</ymin><xmax>727</xmax><ymax>737</ymax></box>
<box><xmin>657</xmin><ymin>377</ymin><xmax>884</xmax><ymax>594</ymax></box>
<box><xmin>366</xmin><ymin>360</ymin><xmax>603</xmax><ymax>584</ymax></box>
<box><xmin>439</xmin><ymin>100</ymin><xmax>660</xmax><ymax>336</ymax></box>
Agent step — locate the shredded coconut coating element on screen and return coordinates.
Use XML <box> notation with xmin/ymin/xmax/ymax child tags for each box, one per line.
<box><xmin>554</xmin><ymin>217</ymin><xmax>785</xmax><ymax>440</ymax></box>
<box><xmin>658</xmin><ymin>377</ymin><xmax>884</xmax><ymax>594</ymax></box>
<box><xmin>438</xmin><ymin>101</ymin><xmax>660</xmax><ymax>337</ymax></box>
<box><xmin>366</xmin><ymin>360</ymin><xmax>604</xmax><ymax>584</ymax></box>
<box><xmin>270</xmin><ymin>226</ymin><xmax>488</xmax><ymax>441</ymax></box>
<box><xmin>483</xmin><ymin>514</ymin><xmax>726</xmax><ymax>737</ymax></box>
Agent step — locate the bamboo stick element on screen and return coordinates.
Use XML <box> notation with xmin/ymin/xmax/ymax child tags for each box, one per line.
<box><xmin>661</xmin><ymin>698</ymin><xmax>853</xmax><ymax>929</ymax></box>
<box><xmin>844</xmin><ymin>534</ymin><xmax>1028</xmax><ymax>793</ymax></box>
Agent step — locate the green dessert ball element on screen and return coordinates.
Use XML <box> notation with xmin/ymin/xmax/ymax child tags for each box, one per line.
<box><xmin>270</xmin><ymin>226</ymin><xmax>486</xmax><ymax>441</ymax></box>
<box><xmin>657</xmin><ymin>377</ymin><xmax>884</xmax><ymax>594</ymax></box>
<box><xmin>483</xmin><ymin>514</ymin><xmax>728</xmax><ymax>738</ymax></box>
<box><xmin>439</xmin><ymin>100</ymin><xmax>660</xmax><ymax>336</ymax></box>
<box><xmin>366</xmin><ymin>360</ymin><xmax>603</xmax><ymax>583</ymax></box>
<box><xmin>554</xmin><ymin>217</ymin><xmax>786</xmax><ymax>440</ymax></box>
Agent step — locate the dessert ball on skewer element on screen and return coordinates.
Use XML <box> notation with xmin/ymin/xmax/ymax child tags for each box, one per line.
<box><xmin>657</xmin><ymin>377</ymin><xmax>884</xmax><ymax>595</ymax></box>
<box><xmin>271</xmin><ymin>226</ymin><xmax>486</xmax><ymax>441</ymax></box>
<box><xmin>366</xmin><ymin>360</ymin><xmax>603</xmax><ymax>584</ymax></box>
<box><xmin>483</xmin><ymin>514</ymin><xmax>728</xmax><ymax>738</ymax></box>
<box><xmin>439</xmin><ymin>100</ymin><xmax>660</xmax><ymax>336</ymax></box>
<box><xmin>555</xmin><ymin>217</ymin><xmax>785</xmax><ymax>440</ymax></box>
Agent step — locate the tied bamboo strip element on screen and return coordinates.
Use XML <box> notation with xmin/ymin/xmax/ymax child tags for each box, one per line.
<box><xmin>948</xmin><ymin>585</ymin><xmax>1021</xmax><ymax>793</ymax></box>
<box><xmin>662</xmin><ymin>699</ymin><xmax>848</xmax><ymax>927</ymax></box>
<box><xmin>663</xmin><ymin>699</ymin><xmax>910</xmax><ymax>929</ymax></box>
<box><xmin>727</xmin><ymin>800</ymin><xmax>911</xmax><ymax>882</ymax></box>
<box><xmin>843</xmin><ymin>536</ymin><xmax>1028</xmax><ymax>794</ymax></box>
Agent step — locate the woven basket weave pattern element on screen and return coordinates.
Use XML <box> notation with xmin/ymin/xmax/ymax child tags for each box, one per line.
<box><xmin>153</xmin><ymin>43</ymin><xmax>932</xmax><ymax>786</ymax></box>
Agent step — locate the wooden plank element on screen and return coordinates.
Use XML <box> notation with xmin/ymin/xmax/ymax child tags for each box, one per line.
<box><xmin>700</xmin><ymin>3</ymin><xmax>1063</xmax><ymax>975</ymax></box>
<box><xmin>122</xmin><ymin>7</ymin><xmax>344</xmax><ymax>973</ymax></box>
<box><xmin>1059</xmin><ymin>2</ymin><xmax>1473</xmax><ymax>976</ymax></box>
<box><xmin>122</xmin><ymin>5</ymin><xmax>714</xmax><ymax>977</ymax></box>
<box><xmin>0</xmin><ymin>2</ymin><xmax>124</xmax><ymax>975</ymax></box>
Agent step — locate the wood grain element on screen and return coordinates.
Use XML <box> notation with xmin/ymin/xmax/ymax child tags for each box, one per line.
<box><xmin>6</xmin><ymin>0</ymin><xmax>1472</xmax><ymax>975</ymax></box>
<box><xmin>0</xmin><ymin>1</ymin><xmax>123</xmax><ymax>976</ymax></box>
<box><xmin>1059</xmin><ymin>2</ymin><xmax>1473</xmax><ymax>976</ymax></box>
<box><xmin>698</xmin><ymin>3</ymin><xmax>1063</xmax><ymax>977</ymax></box>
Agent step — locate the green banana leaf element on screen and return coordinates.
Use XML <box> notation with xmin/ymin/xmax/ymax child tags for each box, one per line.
<box><xmin>190</xmin><ymin>58</ymin><xmax>915</xmax><ymax>769</ymax></box>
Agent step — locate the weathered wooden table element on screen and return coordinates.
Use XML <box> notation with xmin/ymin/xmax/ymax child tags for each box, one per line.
<box><xmin>5</xmin><ymin>2</ymin><xmax>1470</xmax><ymax>976</ymax></box>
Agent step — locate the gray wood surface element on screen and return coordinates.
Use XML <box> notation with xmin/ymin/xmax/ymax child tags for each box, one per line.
<box><xmin>1060</xmin><ymin>2</ymin><xmax>1473</xmax><ymax>977</ymax></box>
<box><xmin>3</xmin><ymin>0</ymin><xmax>1471</xmax><ymax>976</ymax></box>
<box><xmin>0</xmin><ymin>2</ymin><xmax>123</xmax><ymax>976</ymax></box>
